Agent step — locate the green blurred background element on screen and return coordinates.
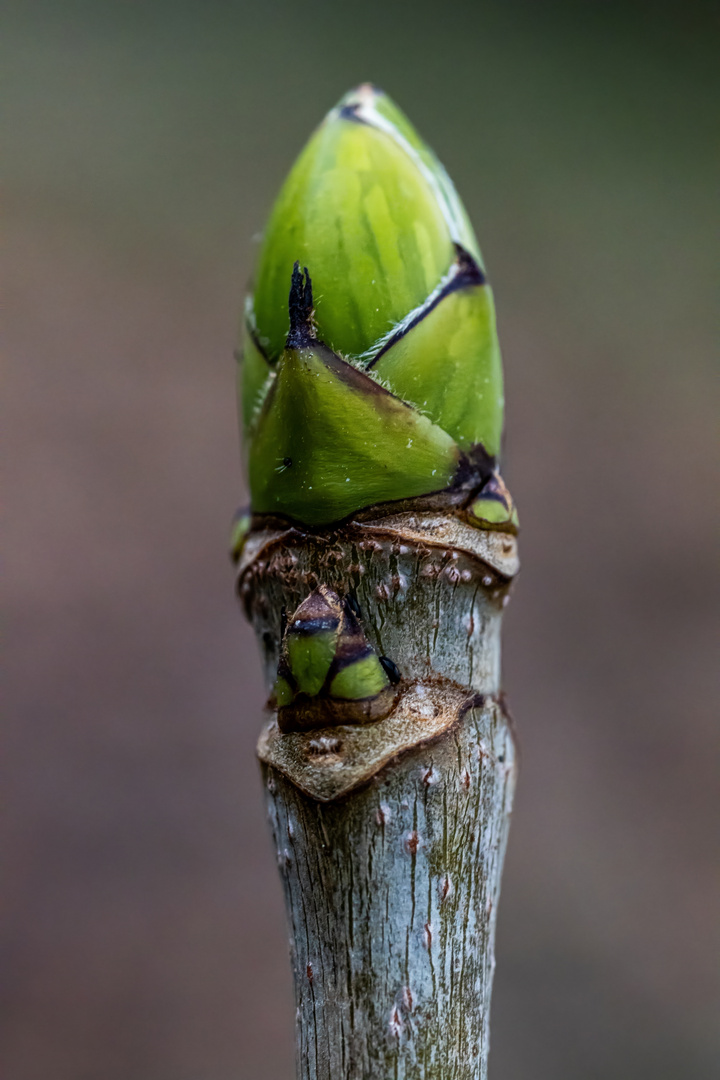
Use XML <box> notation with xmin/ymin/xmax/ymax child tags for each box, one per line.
<box><xmin>4</xmin><ymin>1</ymin><xmax>719</xmax><ymax>1077</ymax></box>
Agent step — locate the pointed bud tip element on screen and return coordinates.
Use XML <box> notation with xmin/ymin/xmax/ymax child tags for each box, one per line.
<box><xmin>286</xmin><ymin>262</ymin><xmax>316</xmax><ymax>349</ymax></box>
<box><xmin>335</xmin><ymin>82</ymin><xmax>385</xmax><ymax>112</ymax></box>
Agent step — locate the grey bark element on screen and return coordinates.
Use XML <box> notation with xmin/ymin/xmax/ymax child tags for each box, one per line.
<box><xmin>237</xmin><ymin>509</ymin><xmax>518</xmax><ymax>1079</ymax></box>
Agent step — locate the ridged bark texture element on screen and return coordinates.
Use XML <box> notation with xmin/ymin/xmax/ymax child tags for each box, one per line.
<box><xmin>238</xmin><ymin>510</ymin><xmax>518</xmax><ymax>1079</ymax></box>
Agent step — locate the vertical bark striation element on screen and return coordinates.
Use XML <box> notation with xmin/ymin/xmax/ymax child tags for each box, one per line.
<box><xmin>238</xmin><ymin>509</ymin><xmax>518</xmax><ymax>1079</ymax></box>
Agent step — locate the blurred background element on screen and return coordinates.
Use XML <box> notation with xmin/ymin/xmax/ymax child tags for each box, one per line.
<box><xmin>4</xmin><ymin>1</ymin><xmax>719</xmax><ymax>1077</ymax></box>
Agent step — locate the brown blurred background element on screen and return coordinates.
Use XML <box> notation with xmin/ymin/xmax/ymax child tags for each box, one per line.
<box><xmin>3</xmin><ymin>1</ymin><xmax>719</xmax><ymax>1077</ymax></box>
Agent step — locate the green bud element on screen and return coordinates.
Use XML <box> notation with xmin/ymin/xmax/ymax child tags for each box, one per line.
<box><xmin>273</xmin><ymin>587</ymin><xmax>341</xmax><ymax>703</ymax></box>
<box><xmin>273</xmin><ymin>586</ymin><xmax>396</xmax><ymax>728</ymax></box>
<box><xmin>241</xmin><ymin>84</ymin><xmax>504</xmax><ymax>526</ymax></box>
<box><xmin>467</xmin><ymin>473</ymin><xmax>519</xmax><ymax>531</ymax></box>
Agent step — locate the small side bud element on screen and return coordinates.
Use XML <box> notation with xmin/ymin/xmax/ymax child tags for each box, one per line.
<box><xmin>274</xmin><ymin>585</ymin><xmax>399</xmax><ymax>731</ymax></box>
<box><xmin>467</xmin><ymin>473</ymin><xmax>518</xmax><ymax>532</ymax></box>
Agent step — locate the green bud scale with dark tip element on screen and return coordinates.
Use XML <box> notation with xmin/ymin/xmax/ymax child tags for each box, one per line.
<box><xmin>467</xmin><ymin>471</ymin><xmax>519</xmax><ymax>530</ymax></box>
<box><xmin>239</xmin><ymin>83</ymin><xmax>504</xmax><ymax>526</ymax></box>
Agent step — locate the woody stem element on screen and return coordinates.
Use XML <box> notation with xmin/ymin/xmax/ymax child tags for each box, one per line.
<box><xmin>238</xmin><ymin>508</ymin><xmax>518</xmax><ymax>1080</ymax></box>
